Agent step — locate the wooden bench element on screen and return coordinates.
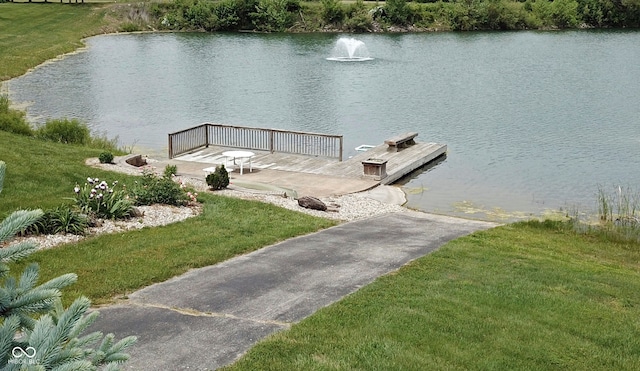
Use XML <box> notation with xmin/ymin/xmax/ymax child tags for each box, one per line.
<box><xmin>385</xmin><ymin>132</ymin><xmax>418</xmax><ymax>151</ymax></box>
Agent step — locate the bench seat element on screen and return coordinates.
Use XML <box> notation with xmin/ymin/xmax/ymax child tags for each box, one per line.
<box><xmin>385</xmin><ymin>132</ymin><xmax>418</xmax><ymax>151</ymax></box>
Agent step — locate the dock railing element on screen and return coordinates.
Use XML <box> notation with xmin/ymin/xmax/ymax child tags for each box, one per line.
<box><xmin>168</xmin><ymin>123</ymin><xmax>343</xmax><ymax>161</ymax></box>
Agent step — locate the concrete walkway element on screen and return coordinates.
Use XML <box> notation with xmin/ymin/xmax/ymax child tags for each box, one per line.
<box><xmin>90</xmin><ymin>211</ymin><xmax>495</xmax><ymax>370</ymax></box>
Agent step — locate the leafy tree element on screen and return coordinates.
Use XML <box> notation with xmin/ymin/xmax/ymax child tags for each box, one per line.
<box><xmin>384</xmin><ymin>0</ymin><xmax>413</xmax><ymax>25</ymax></box>
<box><xmin>251</xmin><ymin>0</ymin><xmax>297</xmax><ymax>31</ymax></box>
<box><xmin>344</xmin><ymin>0</ymin><xmax>373</xmax><ymax>32</ymax></box>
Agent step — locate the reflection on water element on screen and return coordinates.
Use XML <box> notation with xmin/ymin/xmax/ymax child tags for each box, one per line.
<box><xmin>7</xmin><ymin>31</ymin><xmax>640</xmax><ymax>220</ymax></box>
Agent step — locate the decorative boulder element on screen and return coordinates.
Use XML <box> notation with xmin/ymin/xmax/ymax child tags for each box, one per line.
<box><xmin>298</xmin><ymin>196</ymin><xmax>327</xmax><ymax>211</ymax></box>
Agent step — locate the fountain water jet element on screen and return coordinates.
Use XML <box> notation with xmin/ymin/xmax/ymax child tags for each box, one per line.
<box><xmin>326</xmin><ymin>37</ymin><xmax>374</xmax><ymax>62</ymax></box>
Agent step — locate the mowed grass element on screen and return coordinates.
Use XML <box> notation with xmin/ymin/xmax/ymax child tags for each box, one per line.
<box><xmin>0</xmin><ymin>3</ymin><xmax>109</xmax><ymax>81</ymax></box>
<box><xmin>0</xmin><ymin>130</ymin><xmax>137</xmax><ymax>212</ymax></box>
<box><xmin>227</xmin><ymin>221</ymin><xmax>640</xmax><ymax>370</ymax></box>
<box><xmin>1</xmin><ymin>130</ymin><xmax>336</xmax><ymax>305</ymax></box>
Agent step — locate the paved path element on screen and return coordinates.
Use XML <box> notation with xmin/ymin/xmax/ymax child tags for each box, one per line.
<box><xmin>90</xmin><ymin>211</ymin><xmax>495</xmax><ymax>370</ymax></box>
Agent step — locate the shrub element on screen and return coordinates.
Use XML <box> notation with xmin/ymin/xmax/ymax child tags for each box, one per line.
<box><xmin>344</xmin><ymin>0</ymin><xmax>373</xmax><ymax>32</ymax></box>
<box><xmin>383</xmin><ymin>0</ymin><xmax>413</xmax><ymax>25</ymax></box>
<box><xmin>120</xmin><ymin>21</ymin><xmax>142</xmax><ymax>32</ymax></box>
<box><xmin>0</xmin><ymin>95</ymin><xmax>33</xmax><ymax>136</ymax></box>
<box><xmin>251</xmin><ymin>0</ymin><xmax>297</xmax><ymax>31</ymax></box>
<box><xmin>25</xmin><ymin>204</ymin><xmax>89</xmax><ymax>235</ymax></box>
<box><xmin>206</xmin><ymin>164</ymin><xmax>230</xmax><ymax>190</ymax></box>
<box><xmin>99</xmin><ymin>151</ymin><xmax>115</xmax><ymax>164</ymax></box>
<box><xmin>74</xmin><ymin>177</ymin><xmax>135</xmax><ymax>219</ymax></box>
<box><xmin>164</xmin><ymin>164</ymin><xmax>178</xmax><ymax>178</ymax></box>
<box><xmin>130</xmin><ymin>168</ymin><xmax>188</xmax><ymax>206</ymax></box>
<box><xmin>184</xmin><ymin>0</ymin><xmax>217</xmax><ymax>29</ymax></box>
<box><xmin>213</xmin><ymin>0</ymin><xmax>243</xmax><ymax>30</ymax></box>
<box><xmin>322</xmin><ymin>0</ymin><xmax>345</xmax><ymax>24</ymax></box>
<box><xmin>35</xmin><ymin>118</ymin><xmax>91</xmax><ymax>145</ymax></box>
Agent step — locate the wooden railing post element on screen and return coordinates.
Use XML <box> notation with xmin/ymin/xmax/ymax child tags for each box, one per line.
<box><xmin>339</xmin><ymin>136</ymin><xmax>343</xmax><ymax>162</ymax></box>
<box><xmin>269</xmin><ymin>129</ymin><xmax>274</xmax><ymax>154</ymax></box>
<box><xmin>205</xmin><ymin>123</ymin><xmax>210</xmax><ymax>148</ymax></box>
<box><xmin>168</xmin><ymin>133</ymin><xmax>174</xmax><ymax>159</ymax></box>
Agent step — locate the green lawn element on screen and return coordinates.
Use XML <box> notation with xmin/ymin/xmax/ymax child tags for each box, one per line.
<box><xmin>226</xmin><ymin>221</ymin><xmax>640</xmax><ymax>370</ymax></box>
<box><xmin>0</xmin><ymin>130</ymin><xmax>135</xmax><ymax>212</ymax></box>
<box><xmin>0</xmin><ymin>3</ymin><xmax>111</xmax><ymax>81</ymax></box>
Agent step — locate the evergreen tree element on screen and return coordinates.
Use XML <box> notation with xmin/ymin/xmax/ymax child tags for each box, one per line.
<box><xmin>0</xmin><ymin>209</ymin><xmax>136</xmax><ymax>370</ymax></box>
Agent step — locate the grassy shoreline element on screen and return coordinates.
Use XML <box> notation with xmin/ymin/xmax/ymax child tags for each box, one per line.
<box><xmin>0</xmin><ymin>3</ymin><xmax>116</xmax><ymax>81</ymax></box>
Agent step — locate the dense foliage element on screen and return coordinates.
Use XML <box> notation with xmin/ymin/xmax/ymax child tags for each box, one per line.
<box><xmin>145</xmin><ymin>0</ymin><xmax>640</xmax><ymax>31</ymax></box>
<box><xmin>130</xmin><ymin>168</ymin><xmax>190</xmax><ymax>206</ymax></box>
<box><xmin>206</xmin><ymin>165</ymin><xmax>230</xmax><ymax>190</ymax></box>
<box><xmin>99</xmin><ymin>152</ymin><xmax>115</xmax><ymax>164</ymax></box>
<box><xmin>35</xmin><ymin>118</ymin><xmax>90</xmax><ymax>145</ymax></box>
<box><xmin>0</xmin><ymin>95</ymin><xmax>32</xmax><ymax>136</ymax></box>
<box><xmin>25</xmin><ymin>204</ymin><xmax>89</xmax><ymax>236</ymax></box>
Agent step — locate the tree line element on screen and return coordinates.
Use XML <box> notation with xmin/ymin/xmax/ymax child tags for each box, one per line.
<box><xmin>140</xmin><ymin>0</ymin><xmax>640</xmax><ymax>32</ymax></box>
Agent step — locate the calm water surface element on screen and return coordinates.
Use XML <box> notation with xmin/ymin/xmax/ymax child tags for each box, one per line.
<box><xmin>7</xmin><ymin>31</ymin><xmax>640</xmax><ymax>220</ymax></box>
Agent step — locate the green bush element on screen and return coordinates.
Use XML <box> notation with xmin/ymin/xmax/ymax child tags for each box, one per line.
<box><xmin>25</xmin><ymin>204</ymin><xmax>89</xmax><ymax>235</ymax></box>
<box><xmin>383</xmin><ymin>0</ymin><xmax>413</xmax><ymax>25</ymax></box>
<box><xmin>74</xmin><ymin>177</ymin><xmax>135</xmax><ymax>219</ymax></box>
<box><xmin>251</xmin><ymin>0</ymin><xmax>297</xmax><ymax>31</ymax></box>
<box><xmin>213</xmin><ymin>0</ymin><xmax>243</xmax><ymax>29</ymax></box>
<box><xmin>550</xmin><ymin>0</ymin><xmax>581</xmax><ymax>27</ymax></box>
<box><xmin>344</xmin><ymin>0</ymin><xmax>373</xmax><ymax>32</ymax></box>
<box><xmin>164</xmin><ymin>164</ymin><xmax>178</xmax><ymax>178</ymax></box>
<box><xmin>36</xmin><ymin>118</ymin><xmax>91</xmax><ymax>145</ymax></box>
<box><xmin>206</xmin><ymin>164</ymin><xmax>230</xmax><ymax>190</ymax></box>
<box><xmin>130</xmin><ymin>168</ymin><xmax>188</xmax><ymax>206</ymax></box>
<box><xmin>321</xmin><ymin>0</ymin><xmax>345</xmax><ymax>24</ymax></box>
<box><xmin>120</xmin><ymin>22</ymin><xmax>142</xmax><ymax>32</ymax></box>
<box><xmin>99</xmin><ymin>152</ymin><xmax>114</xmax><ymax>164</ymax></box>
<box><xmin>0</xmin><ymin>95</ymin><xmax>33</xmax><ymax>136</ymax></box>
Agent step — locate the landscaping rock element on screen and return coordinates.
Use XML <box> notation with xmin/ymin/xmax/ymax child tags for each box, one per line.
<box><xmin>131</xmin><ymin>207</ymin><xmax>145</xmax><ymax>218</ymax></box>
<box><xmin>298</xmin><ymin>196</ymin><xmax>327</xmax><ymax>211</ymax></box>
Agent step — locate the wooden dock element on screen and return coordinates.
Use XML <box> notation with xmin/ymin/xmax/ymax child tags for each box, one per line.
<box><xmin>175</xmin><ymin>141</ymin><xmax>447</xmax><ymax>187</ymax></box>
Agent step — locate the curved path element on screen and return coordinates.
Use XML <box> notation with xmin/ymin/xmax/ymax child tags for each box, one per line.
<box><xmin>90</xmin><ymin>211</ymin><xmax>496</xmax><ymax>370</ymax></box>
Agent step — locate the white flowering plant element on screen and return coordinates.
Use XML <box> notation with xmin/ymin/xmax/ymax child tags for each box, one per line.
<box><xmin>73</xmin><ymin>177</ymin><xmax>134</xmax><ymax>219</ymax></box>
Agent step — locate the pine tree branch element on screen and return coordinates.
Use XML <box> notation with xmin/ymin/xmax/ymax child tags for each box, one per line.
<box><xmin>0</xmin><ymin>209</ymin><xmax>43</xmax><ymax>245</ymax></box>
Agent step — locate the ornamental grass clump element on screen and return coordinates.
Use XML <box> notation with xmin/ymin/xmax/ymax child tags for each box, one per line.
<box><xmin>25</xmin><ymin>204</ymin><xmax>89</xmax><ymax>236</ymax></box>
<box><xmin>74</xmin><ymin>177</ymin><xmax>134</xmax><ymax>219</ymax></box>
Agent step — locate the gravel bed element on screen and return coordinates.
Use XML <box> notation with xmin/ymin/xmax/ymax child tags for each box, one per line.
<box><xmin>8</xmin><ymin>205</ymin><xmax>201</xmax><ymax>251</ymax></box>
<box><xmin>177</xmin><ymin>177</ymin><xmax>408</xmax><ymax>222</ymax></box>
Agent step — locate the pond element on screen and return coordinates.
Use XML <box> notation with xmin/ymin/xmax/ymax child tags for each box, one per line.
<box><xmin>6</xmin><ymin>31</ymin><xmax>640</xmax><ymax>220</ymax></box>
